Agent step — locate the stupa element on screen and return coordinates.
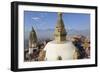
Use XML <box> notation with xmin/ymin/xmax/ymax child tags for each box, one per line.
<box><xmin>44</xmin><ymin>13</ymin><xmax>79</xmax><ymax>61</ymax></box>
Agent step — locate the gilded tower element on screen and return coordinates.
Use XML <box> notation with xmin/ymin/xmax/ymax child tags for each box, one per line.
<box><xmin>54</xmin><ymin>13</ymin><xmax>67</xmax><ymax>43</ymax></box>
<box><xmin>29</xmin><ymin>27</ymin><xmax>37</xmax><ymax>54</ymax></box>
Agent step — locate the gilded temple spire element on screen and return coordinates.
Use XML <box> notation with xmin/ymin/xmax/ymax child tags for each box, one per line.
<box><xmin>54</xmin><ymin>12</ymin><xmax>67</xmax><ymax>43</ymax></box>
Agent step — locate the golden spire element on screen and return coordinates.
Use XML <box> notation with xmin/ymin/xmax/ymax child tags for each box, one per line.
<box><xmin>54</xmin><ymin>12</ymin><xmax>67</xmax><ymax>43</ymax></box>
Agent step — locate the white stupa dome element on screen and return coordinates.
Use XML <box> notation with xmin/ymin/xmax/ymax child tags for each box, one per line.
<box><xmin>44</xmin><ymin>40</ymin><xmax>77</xmax><ymax>61</ymax></box>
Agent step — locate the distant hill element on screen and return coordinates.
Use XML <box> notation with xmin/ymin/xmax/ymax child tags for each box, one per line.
<box><xmin>68</xmin><ymin>29</ymin><xmax>90</xmax><ymax>39</ymax></box>
<box><xmin>24</xmin><ymin>29</ymin><xmax>90</xmax><ymax>49</ymax></box>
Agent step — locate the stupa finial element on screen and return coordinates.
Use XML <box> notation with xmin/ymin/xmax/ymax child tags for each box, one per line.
<box><xmin>58</xmin><ymin>12</ymin><xmax>62</xmax><ymax>19</ymax></box>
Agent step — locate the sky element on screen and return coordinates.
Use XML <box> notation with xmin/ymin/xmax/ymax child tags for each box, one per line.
<box><xmin>24</xmin><ymin>11</ymin><xmax>90</xmax><ymax>33</ymax></box>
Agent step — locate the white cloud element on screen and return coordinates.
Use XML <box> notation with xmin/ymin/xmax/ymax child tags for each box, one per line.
<box><xmin>32</xmin><ymin>17</ymin><xmax>40</xmax><ymax>21</ymax></box>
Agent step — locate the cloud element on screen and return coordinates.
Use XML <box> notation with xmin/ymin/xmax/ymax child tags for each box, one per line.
<box><xmin>39</xmin><ymin>13</ymin><xmax>47</xmax><ymax>18</ymax></box>
<box><xmin>32</xmin><ymin>17</ymin><xmax>40</xmax><ymax>21</ymax></box>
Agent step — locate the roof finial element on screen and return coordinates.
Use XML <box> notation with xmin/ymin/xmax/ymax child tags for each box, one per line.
<box><xmin>32</xmin><ymin>26</ymin><xmax>35</xmax><ymax>32</ymax></box>
<box><xmin>58</xmin><ymin>12</ymin><xmax>62</xmax><ymax>18</ymax></box>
